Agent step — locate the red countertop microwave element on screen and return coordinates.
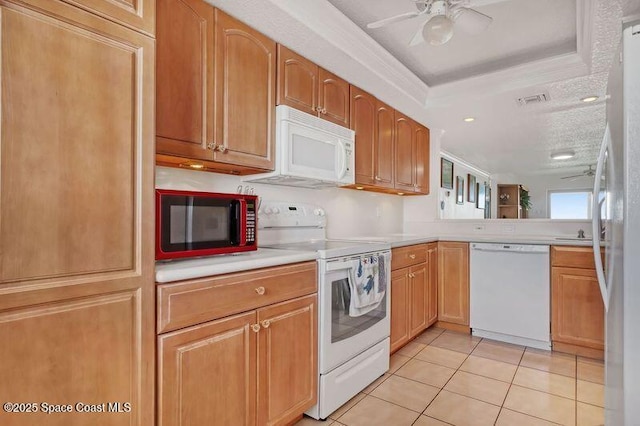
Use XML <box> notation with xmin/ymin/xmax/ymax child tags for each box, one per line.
<box><xmin>156</xmin><ymin>189</ymin><xmax>257</xmax><ymax>260</ymax></box>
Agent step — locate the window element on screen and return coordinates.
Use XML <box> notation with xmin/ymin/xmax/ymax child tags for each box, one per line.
<box><xmin>548</xmin><ymin>190</ymin><xmax>593</xmax><ymax>219</ymax></box>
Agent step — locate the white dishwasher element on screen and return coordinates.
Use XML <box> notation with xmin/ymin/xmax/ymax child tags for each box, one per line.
<box><xmin>470</xmin><ymin>243</ymin><xmax>551</xmax><ymax>350</ymax></box>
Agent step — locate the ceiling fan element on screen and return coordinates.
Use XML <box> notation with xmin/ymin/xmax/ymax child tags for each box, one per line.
<box><xmin>561</xmin><ymin>165</ymin><xmax>596</xmax><ymax>180</ymax></box>
<box><xmin>366</xmin><ymin>0</ymin><xmax>493</xmax><ymax>46</ymax></box>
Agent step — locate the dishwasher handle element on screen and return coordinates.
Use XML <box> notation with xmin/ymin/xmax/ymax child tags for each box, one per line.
<box><xmin>471</xmin><ymin>244</ymin><xmax>549</xmax><ymax>254</ymax></box>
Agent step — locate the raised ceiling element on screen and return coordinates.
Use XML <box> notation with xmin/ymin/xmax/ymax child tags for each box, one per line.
<box><xmin>327</xmin><ymin>0</ymin><xmax>577</xmax><ymax>86</ymax></box>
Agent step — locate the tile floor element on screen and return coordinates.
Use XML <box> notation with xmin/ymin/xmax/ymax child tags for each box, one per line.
<box><xmin>295</xmin><ymin>328</ymin><xmax>605</xmax><ymax>426</ymax></box>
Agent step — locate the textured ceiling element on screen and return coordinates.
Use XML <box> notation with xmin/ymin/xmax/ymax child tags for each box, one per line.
<box><xmin>327</xmin><ymin>0</ymin><xmax>577</xmax><ymax>86</ymax></box>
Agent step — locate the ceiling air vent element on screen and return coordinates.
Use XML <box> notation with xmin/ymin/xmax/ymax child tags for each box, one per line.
<box><xmin>516</xmin><ymin>92</ymin><xmax>550</xmax><ymax>107</ymax></box>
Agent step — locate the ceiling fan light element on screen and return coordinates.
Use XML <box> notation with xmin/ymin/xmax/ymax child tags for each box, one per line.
<box><xmin>423</xmin><ymin>15</ymin><xmax>454</xmax><ymax>46</ymax></box>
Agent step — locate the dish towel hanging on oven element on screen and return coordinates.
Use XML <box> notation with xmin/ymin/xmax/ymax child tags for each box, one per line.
<box><xmin>348</xmin><ymin>254</ymin><xmax>386</xmax><ymax>317</ymax></box>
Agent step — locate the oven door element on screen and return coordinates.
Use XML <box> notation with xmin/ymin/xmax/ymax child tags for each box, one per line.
<box><xmin>318</xmin><ymin>251</ymin><xmax>391</xmax><ymax>374</ymax></box>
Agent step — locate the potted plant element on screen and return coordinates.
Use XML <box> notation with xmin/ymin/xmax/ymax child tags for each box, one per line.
<box><xmin>520</xmin><ymin>185</ymin><xmax>532</xmax><ymax>218</ymax></box>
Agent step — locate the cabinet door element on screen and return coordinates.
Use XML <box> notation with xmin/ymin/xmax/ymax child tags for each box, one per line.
<box><xmin>156</xmin><ymin>0</ymin><xmax>214</xmax><ymax>161</ymax></box>
<box><xmin>0</xmin><ymin>1</ymin><xmax>155</xmax><ymax>424</ymax></box>
<box><xmin>390</xmin><ymin>269</ymin><xmax>411</xmax><ymax>353</ymax></box>
<box><xmin>61</xmin><ymin>0</ymin><xmax>154</xmax><ymax>35</ymax></box>
<box><xmin>318</xmin><ymin>68</ymin><xmax>349</xmax><ymax>127</ymax></box>
<box><xmin>158</xmin><ymin>312</ymin><xmax>257</xmax><ymax>426</ymax></box>
<box><xmin>375</xmin><ymin>100</ymin><xmax>395</xmax><ymax>189</ymax></box>
<box><xmin>214</xmin><ymin>10</ymin><xmax>276</xmax><ymax>170</ymax></box>
<box><xmin>427</xmin><ymin>244</ymin><xmax>438</xmax><ymax>326</ymax></box>
<box><xmin>277</xmin><ymin>44</ymin><xmax>318</xmax><ymax>116</ymax></box>
<box><xmin>551</xmin><ymin>267</ymin><xmax>604</xmax><ymax>349</ymax></box>
<box><xmin>414</xmin><ymin>123</ymin><xmax>430</xmax><ymax>195</ymax></box>
<box><xmin>437</xmin><ymin>242</ymin><xmax>470</xmax><ymax>326</ymax></box>
<box><xmin>394</xmin><ymin>111</ymin><xmax>415</xmax><ymax>192</ymax></box>
<box><xmin>409</xmin><ymin>263</ymin><xmax>428</xmax><ymax>337</ymax></box>
<box><xmin>350</xmin><ymin>86</ymin><xmax>376</xmax><ymax>185</ymax></box>
<box><xmin>257</xmin><ymin>295</ymin><xmax>317</xmax><ymax>426</ymax></box>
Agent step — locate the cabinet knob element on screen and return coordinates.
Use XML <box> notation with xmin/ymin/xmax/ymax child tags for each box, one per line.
<box><xmin>321</xmin><ymin>108</ymin><xmax>327</xmax><ymax>114</ymax></box>
<box><xmin>409</xmin><ymin>273</ymin><xmax>415</xmax><ymax>278</ymax></box>
<box><xmin>409</xmin><ymin>254</ymin><xmax>416</xmax><ymax>259</ymax></box>
<box><xmin>251</xmin><ymin>324</ymin><xmax>261</xmax><ymax>333</ymax></box>
<box><xmin>207</xmin><ymin>142</ymin><xmax>217</xmax><ymax>150</ymax></box>
<box><xmin>260</xmin><ymin>320</ymin><xmax>271</xmax><ymax>328</ymax></box>
<box><xmin>315</xmin><ymin>106</ymin><xmax>322</xmax><ymax>112</ymax></box>
<box><xmin>374</xmin><ymin>176</ymin><xmax>382</xmax><ymax>181</ymax></box>
<box><xmin>217</xmin><ymin>145</ymin><xmax>227</xmax><ymax>153</ymax></box>
<box><xmin>255</xmin><ymin>286</ymin><xmax>266</xmax><ymax>295</ymax></box>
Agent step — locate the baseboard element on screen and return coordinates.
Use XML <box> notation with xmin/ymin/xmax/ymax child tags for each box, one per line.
<box><xmin>435</xmin><ymin>321</ymin><xmax>470</xmax><ymax>334</ymax></box>
<box><xmin>552</xmin><ymin>341</ymin><xmax>604</xmax><ymax>360</ymax></box>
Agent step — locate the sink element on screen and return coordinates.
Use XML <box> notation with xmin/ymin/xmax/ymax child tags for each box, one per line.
<box><xmin>554</xmin><ymin>237</ymin><xmax>590</xmax><ymax>241</ymax></box>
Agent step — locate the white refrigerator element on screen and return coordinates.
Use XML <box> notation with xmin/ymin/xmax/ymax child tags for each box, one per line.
<box><xmin>592</xmin><ymin>21</ymin><xmax>640</xmax><ymax>426</ymax></box>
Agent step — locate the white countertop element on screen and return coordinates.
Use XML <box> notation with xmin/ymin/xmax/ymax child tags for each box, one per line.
<box><xmin>155</xmin><ymin>248</ymin><xmax>318</xmax><ymax>283</ymax></box>
<box><xmin>340</xmin><ymin>233</ymin><xmax>595</xmax><ymax>248</ymax></box>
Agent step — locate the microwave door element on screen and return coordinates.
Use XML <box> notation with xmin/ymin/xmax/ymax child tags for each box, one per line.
<box><xmin>282</xmin><ymin>122</ymin><xmax>340</xmax><ymax>182</ymax></box>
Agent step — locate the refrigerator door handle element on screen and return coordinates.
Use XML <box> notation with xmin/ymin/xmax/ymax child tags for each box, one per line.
<box><xmin>592</xmin><ymin>123</ymin><xmax>611</xmax><ymax>311</ymax></box>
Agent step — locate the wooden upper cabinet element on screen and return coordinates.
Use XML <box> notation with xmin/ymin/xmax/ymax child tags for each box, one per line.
<box><xmin>0</xmin><ymin>0</ymin><xmax>155</xmax><ymax>424</ymax></box>
<box><xmin>318</xmin><ymin>68</ymin><xmax>350</xmax><ymax>127</ymax></box>
<box><xmin>351</xmin><ymin>86</ymin><xmax>376</xmax><ymax>185</ymax></box>
<box><xmin>158</xmin><ymin>312</ymin><xmax>257</xmax><ymax>426</ymax></box>
<box><xmin>437</xmin><ymin>242</ymin><xmax>470</xmax><ymax>326</ymax></box>
<box><xmin>394</xmin><ymin>111</ymin><xmax>415</xmax><ymax>192</ymax></box>
<box><xmin>375</xmin><ymin>100</ymin><xmax>395</xmax><ymax>189</ymax></box>
<box><xmin>277</xmin><ymin>45</ymin><xmax>349</xmax><ymax>126</ymax></box>
<box><xmin>156</xmin><ymin>2</ymin><xmax>275</xmax><ymax>173</ymax></box>
<box><xmin>257</xmin><ymin>295</ymin><xmax>317</xmax><ymax>426</ymax></box>
<box><xmin>277</xmin><ymin>45</ymin><xmax>318</xmax><ymax>116</ymax></box>
<box><xmin>62</xmin><ymin>0</ymin><xmax>155</xmax><ymax>35</ymax></box>
<box><xmin>214</xmin><ymin>9</ymin><xmax>276</xmax><ymax>170</ymax></box>
<box><xmin>156</xmin><ymin>0</ymin><xmax>213</xmax><ymax>161</ymax></box>
<box><xmin>414</xmin><ymin>123</ymin><xmax>430</xmax><ymax>195</ymax></box>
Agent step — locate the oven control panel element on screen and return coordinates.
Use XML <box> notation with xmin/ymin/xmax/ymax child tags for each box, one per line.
<box><xmin>258</xmin><ymin>201</ymin><xmax>326</xmax><ymax>229</ymax></box>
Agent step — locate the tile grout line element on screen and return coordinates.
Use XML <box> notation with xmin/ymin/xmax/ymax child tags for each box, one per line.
<box><xmin>493</xmin><ymin>344</ymin><xmax>527</xmax><ymax>425</ymax></box>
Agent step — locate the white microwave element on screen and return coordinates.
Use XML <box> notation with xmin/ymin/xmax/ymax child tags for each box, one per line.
<box><xmin>245</xmin><ymin>105</ymin><xmax>355</xmax><ymax>188</ymax></box>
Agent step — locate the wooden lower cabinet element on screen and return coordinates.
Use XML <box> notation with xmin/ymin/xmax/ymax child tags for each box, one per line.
<box><xmin>157</xmin><ymin>263</ymin><xmax>318</xmax><ymax>426</ymax></box>
<box><xmin>437</xmin><ymin>242</ymin><xmax>469</xmax><ymax>327</ymax></box>
<box><xmin>257</xmin><ymin>295</ymin><xmax>317</xmax><ymax>426</ymax></box>
<box><xmin>390</xmin><ymin>243</ymin><xmax>437</xmax><ymax>353</ymax></box>
<box><xmin>390</xmin><ymin>269</ymin><xmax>411</xmax><ymax>352</ymax></box>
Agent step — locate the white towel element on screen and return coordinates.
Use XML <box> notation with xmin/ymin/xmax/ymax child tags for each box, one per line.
<box><xmin>348</xmin><ymin>255</ymin><xmax>385</xmax><ymax>317</ymax></box>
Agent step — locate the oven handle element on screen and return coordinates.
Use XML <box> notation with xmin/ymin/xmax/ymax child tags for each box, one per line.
<box><xmin>325</xmin><ymin>259</ymin><xmax>358</xmax><ymax>272</ymax></box>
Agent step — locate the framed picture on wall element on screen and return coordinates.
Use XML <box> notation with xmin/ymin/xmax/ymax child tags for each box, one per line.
<box><xmin>441</xmin><ymin>158</ymin><xmax>453</xmax><ymax>189</ymax></box>
<box><xmin>456</xmin><ymin>176</ymin><xmax>464</xmax><ymax>204</ymax></box>
<box><xmin>467</xmin><ymin>174</ymin><xmax>477</xmax><ymax>203</ymax></box>
<box><xmin>477</xmin><ymin>182</ymin><xmax>486</xmax><ymax>209</ymax></box>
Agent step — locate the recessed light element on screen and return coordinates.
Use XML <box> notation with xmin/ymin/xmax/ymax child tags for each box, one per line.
<box><xmin>463</xmin><ymin>117</ymin><xmax>475</xmax><ymax>122</ymax></box>
<box><xmin>397</xmin><ymin>192</ymin><xmax>405</xmax><ymax>196</ymax></box>
<box><xmin>581</xmin><ymin>96</ymin><xmax>599</xmax><ymax>103</ymax></box>
<box><xmin>355</xmin><ymin>186</ymin><xmax>364</xmax><ymax>190</ymax></box>
<box><xmin>550</xmin><ymin>150</ymin><xmax>575</xmax><ymax>160</ymax></box>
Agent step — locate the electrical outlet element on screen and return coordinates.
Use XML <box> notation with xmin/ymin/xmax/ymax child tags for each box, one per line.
<box><xmin>474</xmin><ymin>225</ymin><xmax>485</xmax><ymax>231</ymax></box>
<box><xmin>375</xmin><ymin>207</ymin><xmax>381</xmax><ymax>218</ymax></box>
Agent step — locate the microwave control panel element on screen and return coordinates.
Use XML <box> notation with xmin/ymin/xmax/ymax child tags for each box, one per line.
<box><xmin>246</xmin><ymin>201</ymin><xmax>256</xmax><ymax>244</ymax></box>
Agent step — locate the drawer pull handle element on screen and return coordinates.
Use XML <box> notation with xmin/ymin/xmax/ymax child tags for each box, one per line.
<box><xmin>409</xmin><ymin>273</ymin><xmax>414</xmax><ymax>278</ymax></box>
<box><xmin>251</xmin><ymin>324</ymin><xmax>261</xmax><ymax>333</ymax></box>
<box><xmin>261</xmin><ymin>320</ymin><xmax>271</xmax><ymax>328</ymax></box>
<box><xmin>255</xmin><ymin>286</ymin><xmax>266</xmax><ymax>295</ymax></box>
<box><xmin>409</xmin><ymin>254</ymin><xmax>416</xmax><ymax>259</ymax></box>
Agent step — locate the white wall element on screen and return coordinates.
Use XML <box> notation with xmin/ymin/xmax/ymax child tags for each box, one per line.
<box><xmin>156</xmin><ymin>166</ymin><xmax>404</xmax><ymax>239</ymax></box>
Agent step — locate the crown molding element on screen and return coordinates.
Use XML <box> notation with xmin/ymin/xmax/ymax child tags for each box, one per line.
<box><xmin>264</xmin><ymin>0</ymin><xmax>431</xmax><ymax>109</ymax></box>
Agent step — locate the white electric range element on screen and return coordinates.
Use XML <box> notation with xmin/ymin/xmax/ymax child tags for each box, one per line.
<box><xmin>259</xmin><ymin>201</ymin><xmax>391</xmax><ymax>420</ymax></box>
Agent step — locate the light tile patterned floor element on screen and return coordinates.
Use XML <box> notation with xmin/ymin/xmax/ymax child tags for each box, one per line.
<box><xmin>295</xmin><ymin>328</ymin><xmax>605</xmax><ymax>426</ymax></box>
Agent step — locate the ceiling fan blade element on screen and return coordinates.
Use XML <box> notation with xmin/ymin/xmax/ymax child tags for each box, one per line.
<box><xmin>409</xmin><ymin>22</ymin><xmax>426</xmax><ymax>46</ymax></box>
<box><xmin>367</xmin><ymin>11</ymin><xmax>420</xmax><ymax>29</ymax></box>
<box><xmin>560</xmin><ymin>174</ymin><xmax>585</xmax><ymax>180</ymax></box>
<box><xmin>454</xmin><ymin>8</ymin><xmax>492</xmax><ymax>34</ymax></box>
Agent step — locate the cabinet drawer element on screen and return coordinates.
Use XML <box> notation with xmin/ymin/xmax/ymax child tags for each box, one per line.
<box><xmin>392</xmin><ymin>244</ymin><xmax>427</xmax><ymax>270</ymax></box>
<box><xmin>551</xmin><ymin>246</ymin><xmax>601</xmax><ymax>269</ymax></box>
<box><xmin>158</xmin><ymin>262</ymin><xmax>317</xmax><ymax>333</ymax></box>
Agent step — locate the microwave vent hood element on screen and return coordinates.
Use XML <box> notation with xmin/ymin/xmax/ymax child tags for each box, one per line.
<box><xmin>244</xmin><ymin>105</ymin><xmax>355</xmax><ymax>189</ymax></box>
